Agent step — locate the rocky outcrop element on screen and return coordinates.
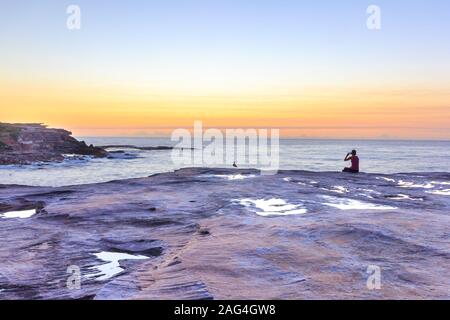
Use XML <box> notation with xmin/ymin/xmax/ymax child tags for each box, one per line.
<box><xmin>0</xmin><ymin>168</ymin><xmax>449</xmax><ymax>300</ymax></box>
<box><xmin>0</xmin><ymin>123</ymin><xmax>107</xmax><ymax>165</ymax></box>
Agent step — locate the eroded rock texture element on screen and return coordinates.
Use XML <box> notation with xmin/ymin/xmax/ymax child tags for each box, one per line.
<box><xmin>0</xmin><ymin>168</ymin><xmax>449</xmax><ymax>299</ymax></box>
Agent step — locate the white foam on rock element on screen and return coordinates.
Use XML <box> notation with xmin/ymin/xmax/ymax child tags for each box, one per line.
<box><xmin>321</xmin><ymin>196</ymin><xmax>397</xmax><ymax>210</ymax></box>
<box><xmin>0</xmin><ymin>209</ymin><xmax>36</xmax><ymax>219</ymax></box>
<box><xmin>236</xmin><ymin>198</ymin><xmax>307</xmax><ymax>216</ymax></box>
<box><xmin>86</xmin><ymin>251</ymin><xmax>148</xmax><ymax>281</ymax></box>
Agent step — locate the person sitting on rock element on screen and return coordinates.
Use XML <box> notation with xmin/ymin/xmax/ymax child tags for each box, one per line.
<box><xmin>343</xmin><ymin>150</ymin><xmax>359</xmax><ymax>173</ymax></box>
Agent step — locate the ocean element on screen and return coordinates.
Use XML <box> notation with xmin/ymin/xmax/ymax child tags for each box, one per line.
<box><xmin>0</xmin><ymin>138</ymin><xmax>449</xmax><ymax>187</ymax></box>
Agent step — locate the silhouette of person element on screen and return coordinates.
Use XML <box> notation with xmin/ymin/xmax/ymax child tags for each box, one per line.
<box><xmin>343</xmin><ymin>150</ymin><xmax>359</xmax><ymax>173</ymax></box>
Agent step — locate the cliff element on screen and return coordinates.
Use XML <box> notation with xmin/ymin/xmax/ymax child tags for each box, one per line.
<box><xmin>0</xmin><ymin>123</ymin><xmax>107</xmax><ymax>165</ymax></box>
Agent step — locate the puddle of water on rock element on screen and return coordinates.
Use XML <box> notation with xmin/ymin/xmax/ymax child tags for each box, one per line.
<box><xmin>387</xmin><ymin>194</ymin><xmax>424</xmax><ymax>201</ymax></box>
<box><xmin>321</xmin><ymin>186</ymin><xmax>349</xmax><ymax>194</ymax></box>
<box><xmin>86</xmin><ymin>251</ymin><xmax>148</xmax><ymax>281</ymax></box>
<box><xmin>357</xmin><ymin>193</ymin><xmax>374</xmax><ymax>199</ymax></box>
<box><xmin>359</xmin><ymin>188</ymin><xmax>381</xmax><ymax>195</ymax></box>
<box><xmin>321</xmin><ymin>196</ymin><xmax>397</xmax><ymax>210</ymax></box>
<box><xmin>205</xmin><ymin>174</ymin><xmax>256</xmax><ymax>181</ymax></box>
<box><xmin>0</xmin><ymin>209</ymin><xmax>36</xmax><ymax>219</ymax></box>
<box><xmin>333</xmin><ymin>186</ymin><xmax>349</xmax><ymax>193</ymax></box>
<box><xmin>397</xmin><ymin>180</ymin><xmax>434</xmax><ymax>189</ymax></box>
<box><xmin>430</xmin><ymin>181</ymin><xmax>450</xmax><ymax>186</ymax></box>
<box><xmin>356</xmin><ymin>188</ymin><xmax>381</xmax><ymax>199</ymax></box>
<box><xmin>426</xmin><ymin>189</ymin><xmax>450</xmax><ymax>196</ymax></box>
<box><xmin>236</xmin><ymin>198</ymin><xmax>307</xmax><ymax>216</ymax></box>
<box><xmin>285</xmin><ymin>178</ymin><xmax>309</xmax><ymax>186</ymax></box>
<box><xmin>376</xmin><ymin>177</ymin><xmax>396</xmax><ymax>183</ymax></box>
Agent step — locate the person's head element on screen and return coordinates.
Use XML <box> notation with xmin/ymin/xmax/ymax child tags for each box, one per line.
<box><xmin>351</xmin><ymin>150</ymin><xmax>357</xmax><ymax>156</ymax></box>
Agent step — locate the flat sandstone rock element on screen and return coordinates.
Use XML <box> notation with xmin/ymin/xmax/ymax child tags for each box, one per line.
<box><xmin>0</xmin><ymin>168</ymin><xmax>449</xmax><ymax>299</ymax></box>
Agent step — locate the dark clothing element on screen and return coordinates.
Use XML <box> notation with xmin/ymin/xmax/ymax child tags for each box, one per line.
<box><xmin>343</xmin><ymin>167</ymin><xmax>359</xmax><ymax>173</ymax></box>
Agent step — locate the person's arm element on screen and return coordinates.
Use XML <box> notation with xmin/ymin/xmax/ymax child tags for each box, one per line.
<box><xmin>344</xmin><ymin>153</ymin><xmax>352</xmax><ymax>161</ymax></box>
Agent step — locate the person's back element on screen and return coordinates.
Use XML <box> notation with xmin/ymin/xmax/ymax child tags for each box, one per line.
<box><xmin>343</xmin><ymin>150</ymin><xmax>359</xmax><ymax>173</ymax></box>
<box><xmin>350</xmin><ymin>155</ymin><xmax>359</xmax><ymax>171</ymax></box>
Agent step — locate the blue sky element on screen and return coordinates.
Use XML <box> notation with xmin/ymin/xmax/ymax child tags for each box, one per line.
<box><xmin>1</xmin><ymin>1</ymin><xmax>449</xmax><ymax>138</ymax></box>
<box><xmin>2</xmin><ymin>0</ymin><xmax>449</xmax><ymax>87</ymax></box>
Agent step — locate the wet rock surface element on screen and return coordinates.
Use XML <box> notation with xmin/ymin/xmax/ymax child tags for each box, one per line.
<box><xmin>0</xmin><ymin>168</ymin><xmax>449</xmax><ymax>299</ymax></box>
<box><xmin>0</xmin><ymin>123</ymin><xmax>107</xmax><ymax>165</ymax></box>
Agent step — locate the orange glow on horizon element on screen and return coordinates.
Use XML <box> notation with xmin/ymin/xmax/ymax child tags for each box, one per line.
<box><xmin>1</xmin><ymin>80</ymin><xmax>449</xmax><ymax>140</ymax></box>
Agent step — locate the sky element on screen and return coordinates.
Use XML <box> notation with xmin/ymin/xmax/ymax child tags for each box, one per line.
<box><xmin>0</xmin><ymin>0</ymin><xmax>449</xmax><ymax>139</ymax></box>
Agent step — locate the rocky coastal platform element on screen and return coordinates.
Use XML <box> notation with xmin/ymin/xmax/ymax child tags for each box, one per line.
<box><xmin>0</xmin><ymin>123</ymin><xmax>107</xmax><ymax>165</ymax></box>
<box><xmin>0</xmin><ymin>168</ymin><xmax>449</xmax><ymax>299</ymax></box>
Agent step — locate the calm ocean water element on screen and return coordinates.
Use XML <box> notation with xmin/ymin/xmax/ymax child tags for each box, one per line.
<box><xmin>0</xmin><ymin>138</ymin><xmax>449</xmax><ymax>187</ymax></box>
